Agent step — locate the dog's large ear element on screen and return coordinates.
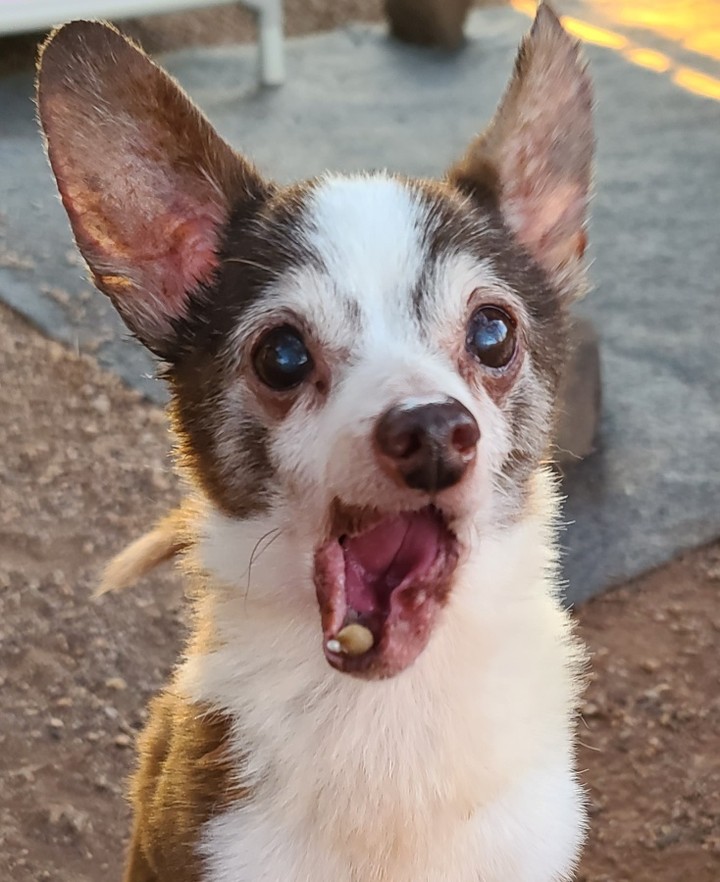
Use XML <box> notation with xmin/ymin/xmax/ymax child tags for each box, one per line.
<box><xmin>448</xmin><ymin>4</ymin><xmax>593</xmax><ymax>295</ymax></box>
<box><xmin>37</xmin><ymin>21</ymin><xmax>270</xmax><ymax>356</ymax></box>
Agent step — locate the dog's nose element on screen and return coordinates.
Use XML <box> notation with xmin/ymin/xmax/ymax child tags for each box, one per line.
<box><xmin>374</xmin><ymin>398</ymin><xmax>480</xmax><ymax>493</ymax></box>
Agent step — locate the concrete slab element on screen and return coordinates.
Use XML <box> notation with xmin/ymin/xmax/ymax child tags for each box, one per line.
<box><xmin>0</xmin><ymin>5</ymin><xmax>718</xmax><ymax>602</ymax></box>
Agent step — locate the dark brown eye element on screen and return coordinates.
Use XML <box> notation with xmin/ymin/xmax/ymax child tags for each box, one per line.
<box><xmin>253</xmin><ymin>325</ymin><xmax>313</xmax><ymax>390</ymax></box>
<box><xmin>466</xmin><ymin>306</ymin><xmax>517</xmax><ymax>369</ymax></box>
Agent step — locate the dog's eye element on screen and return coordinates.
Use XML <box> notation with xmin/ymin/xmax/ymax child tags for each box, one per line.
<box><xmin>253</xmin><ymin>325</ymin><xmax>314</xmax><ymax>390</ymax></box>
<box><xmin>466</xmin><ymin>307</ymin><xmax>517</xmax><ymax>369</ymax></box>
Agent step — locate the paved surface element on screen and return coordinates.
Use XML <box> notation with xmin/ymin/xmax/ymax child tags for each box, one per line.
<box><xmin>0</xmin><ymin>4</ymin><xmax>718</xmax><ymax>602</ymax></box>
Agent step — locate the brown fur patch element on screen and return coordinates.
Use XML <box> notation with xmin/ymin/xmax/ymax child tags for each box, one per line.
<box><xmin>124</xmin><ymin>691</ymin><xmax>246</xmax><ymax>882</ymax></box>
<box><xmin>166</xmin><ymin>184</ymin><xmax>320</xmax><ymax>518</ymax></box>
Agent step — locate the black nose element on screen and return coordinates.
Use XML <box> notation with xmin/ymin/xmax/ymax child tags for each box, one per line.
<box><xmin>374</xmin><ymin>398</ymin><xmax>480</xmax><ymax>493</ymax></box>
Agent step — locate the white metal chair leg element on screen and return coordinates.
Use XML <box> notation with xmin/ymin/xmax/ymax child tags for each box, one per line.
<box><xmin>0</xmin><ymin>1</ymin><xmax>285</xmax><ymax>88</ymax></box>
<box><xmin>241</xmin><ymin>0</ymin><xmax>285</xmax><ymax>86</ymax></box>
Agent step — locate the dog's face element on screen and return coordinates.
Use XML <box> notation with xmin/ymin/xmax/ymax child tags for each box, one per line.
<box><xmin>38</xmin><ymin>5</ymin><xmax>592</xmax><ymax>678</ymax></box>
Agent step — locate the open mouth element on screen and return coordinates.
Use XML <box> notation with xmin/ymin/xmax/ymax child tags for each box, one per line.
<box><xmin>313</xmin><ymin>503</ymin><xmax>460</xmax><ymax>678</ymax></box>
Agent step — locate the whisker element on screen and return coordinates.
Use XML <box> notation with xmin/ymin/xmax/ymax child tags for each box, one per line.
<box><xmin>244</xmin><ymin>527</ymin><xmax>283</xmax><ymax>607</ymax></box>
<box><xmin>224</xmin><ymin>257</ymin><xmax>275</xmax><ymax>273</ymax></box>
<box><xmin>576</xmin><ymin>739</ymin><xmax>602</xmax><ymax>753</ymax></box>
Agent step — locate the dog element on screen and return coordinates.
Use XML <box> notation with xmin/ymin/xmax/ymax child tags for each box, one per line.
<box><xmin>37</xmin><ymin>4</ymin><xmax>593</xmax><ymax>879</ymax></box>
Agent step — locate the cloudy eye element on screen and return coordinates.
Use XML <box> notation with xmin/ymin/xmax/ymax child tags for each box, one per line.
<box><xmin>466</xmin><ymin>306</ymin><xmax>517</xmax><ymax>369</ymax></box>
<box><xmin>253</xmin><ymin>325</ymin><xmax>314</xmax><ymax>390</ymax></box>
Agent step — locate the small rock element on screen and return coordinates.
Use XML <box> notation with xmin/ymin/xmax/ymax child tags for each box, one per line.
<box><xmin>643</xmin><ymin>684</ymin><xmax>672</xmax><ymax>702</ymax></box>
<box><xmin>114</xmin><ymin>733</ymin><xmax>132</xmax><ymax>748</ymax></box>
<box><xmin>47</xmin><ymin>341</ymin><xmax>66</xmax><ymax>363</ymax></box>
<box><xmin>91</xmin><ymin>394</ymin><xmax>111</xmax><ymax>416</ymax></box>
<box><xmin>94</xmin><ymin>775</ymin><xmax>111</xmax><ymax>792</ymax></box>
<box><xmin>151</xmin><ymin>469</ymin><xmax>171</xmax><ymax>492</ymax></box>
<box><xmin>46</xmin><ymin>287</ymin><xmax>71</xmax><ymax>306</ymax></box>
<box><xmin>640</xmin><ymin>658</ymin><xmax>660</xmax><ymax>673</ymax></box>
<box><xmin>146</xmin><ymin>408</ymin><xmax>167</xmax><ymax>426</ymax></box>
<box><xmin>47</xmin><ymin>804</ymin><xmax>91</xmax><ymax>834</ymax></box>
<box><xmin>702</xmin><ymin>562</ymin><xmax>720</xmax><ymax>581</ymax></box>
<box><xmin>105</xmin><ymin>676</ymin><xmax>127</xmax><ymax>692</ymax></box>
<box><xmin>16</xmin><ymin>766</ymin><xmax>36</xmax><ymax>784</ymax></box>
<box><xmin>655</xmin><ymin>824</ymin><xmax>682</xmax><ymax>848</ymax></box>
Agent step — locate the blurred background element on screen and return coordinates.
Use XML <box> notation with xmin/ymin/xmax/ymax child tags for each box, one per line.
<box><xmin>0</xmin><ymin>2</ymin><xmax>718</xmax><ymax>881</ymax></box>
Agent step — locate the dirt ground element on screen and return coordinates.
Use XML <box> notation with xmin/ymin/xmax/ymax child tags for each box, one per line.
<box><xmin>0</xmin><ymin>2</ymin><xmax>718</xmax><ymax>881</ymax></box>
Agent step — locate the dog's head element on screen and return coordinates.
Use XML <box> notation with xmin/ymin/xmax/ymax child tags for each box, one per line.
<box><xmin>37</xmin><ymin>4</ymin><xmax>593</xmax><ymax>678</ymax></box>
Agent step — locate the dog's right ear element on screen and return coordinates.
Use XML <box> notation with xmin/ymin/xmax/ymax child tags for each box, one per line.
<box><xmin>37</xmin><ymin>21</ymin><xmax>270</xmax><ymax>357</ymax></box>
<box><xmin>447</xmin><ymin>4</ymin><xmax>593</xmax><ymax>298</ymax></box>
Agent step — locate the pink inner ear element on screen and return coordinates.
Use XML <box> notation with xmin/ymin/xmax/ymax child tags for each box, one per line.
<box><xmin>83</xmin><ymin>195</ymin><xmax>225</xmax><ymax>335</ymax></box>
<box><xmin>504</xmin><ymin>180</ymin><xmax>587</xmax><ymax>272</ymax></box>
<box><xmin>143</xmin><ymin>203</ymin><xmax>226</xmax><ymax>315</ymax></box>
<box><xmin>45</xmin><ymin>90</ymin><xmax>231</xmax><ymax>334</ymax></box>
<box><xmin>64</xmin><ymin>149</ymin><xmax>229</xmax><ymax>331</ymax></box>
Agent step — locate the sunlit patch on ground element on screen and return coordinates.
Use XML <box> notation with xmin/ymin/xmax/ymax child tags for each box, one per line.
<box><xmin>511</xmin><ymin>0</ymin><xmax>720</xmax><ymax>101</ymax></box>
<box><xmin>586</xmin><ymin>0</ymin><xmax>720</xmax><ymax>62</ymax></box>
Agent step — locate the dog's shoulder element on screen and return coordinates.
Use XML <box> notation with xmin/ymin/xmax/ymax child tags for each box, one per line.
<box><xmin>124</xmin><ymin>689</ymin><xmax>246</xmax><ymax>882</ymax></box>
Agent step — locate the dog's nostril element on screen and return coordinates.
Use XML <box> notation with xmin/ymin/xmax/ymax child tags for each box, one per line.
<box><xmin>390</xmin><ymin>430</ymin><xmax>422</xmax><ymax>460</ymax></box>
<box><xmin>451</xmin><ymin>420</ymin><xmax>480</xmax><ymax>457</ymax></box>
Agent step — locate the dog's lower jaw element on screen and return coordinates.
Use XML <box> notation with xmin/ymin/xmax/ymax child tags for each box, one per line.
<box><xmin>152</xmin><ymin>469</ymin><xmax>586</xmax><ymax>882</ymax></box>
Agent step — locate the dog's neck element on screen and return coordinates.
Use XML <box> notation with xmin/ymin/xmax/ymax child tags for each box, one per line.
<box><xmin>177</xmin><ymin>467</ymin><xmax>580</xmax><ymax>811</ymax></box>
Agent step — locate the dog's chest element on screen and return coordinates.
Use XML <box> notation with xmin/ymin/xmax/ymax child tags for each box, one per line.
<box><xmin>198</xmin><ymin>703</ymin><xmax>582</xmax><ymax>882</ymax></box>
<box><xmin>180</xmin><ymin>603</ymin><xmax>583</xmax><ymax>882</ymax></box>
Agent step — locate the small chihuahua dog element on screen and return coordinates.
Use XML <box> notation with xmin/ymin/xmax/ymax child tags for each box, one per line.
<box><xmin>37</xmin><ymin>5</ymin><xmax>593</xmax><ymax>880</ymax></box>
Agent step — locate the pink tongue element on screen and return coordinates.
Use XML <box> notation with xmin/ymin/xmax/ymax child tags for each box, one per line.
<box><xmin>342</xmin><ymin>510</ymin><xmax>440</xmax><ymax>614</ymax></box>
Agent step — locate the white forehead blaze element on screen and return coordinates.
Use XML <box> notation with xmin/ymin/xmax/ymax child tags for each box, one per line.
<box><xmin>299</xmin><ymin>174</ymin><xmax>510</xmax><ymax>345</ymax></box>
<box><xmin>235</xmin><ymin>173</ymin><xmax>509</xmax><ymax>360</ymax></box>
<box><xmin>303</xmin><ymin>174</ymin><xmax>430</xmax><ymax>322</ymax></box>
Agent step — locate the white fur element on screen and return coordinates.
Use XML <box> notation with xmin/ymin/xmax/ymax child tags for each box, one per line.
<box><xmin>175</xmin><ymin>472</ymin><xmax>584</xmax><ymax>882</ymax></box>
<box><xmin>173</xmin><ymin>174</ymin><xmax>585</xmax><ymax>881</ymax></box>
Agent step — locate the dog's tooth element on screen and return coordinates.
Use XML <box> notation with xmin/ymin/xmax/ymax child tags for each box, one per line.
<box><xmin>335</xmin><ymin>623</ymin><xmax>374</xmax><ymax>656</ymax></box>
<box><xmin>326</xmin><ymin>638</ymin><xmax>342</xmax><ymax>654</ymax></box>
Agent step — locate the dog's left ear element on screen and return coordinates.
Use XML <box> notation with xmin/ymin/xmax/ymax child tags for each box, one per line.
<box><xmin>448</xmin><ymin>4</ymin><xmax>593</xmax><ymax>295</ymax></box>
